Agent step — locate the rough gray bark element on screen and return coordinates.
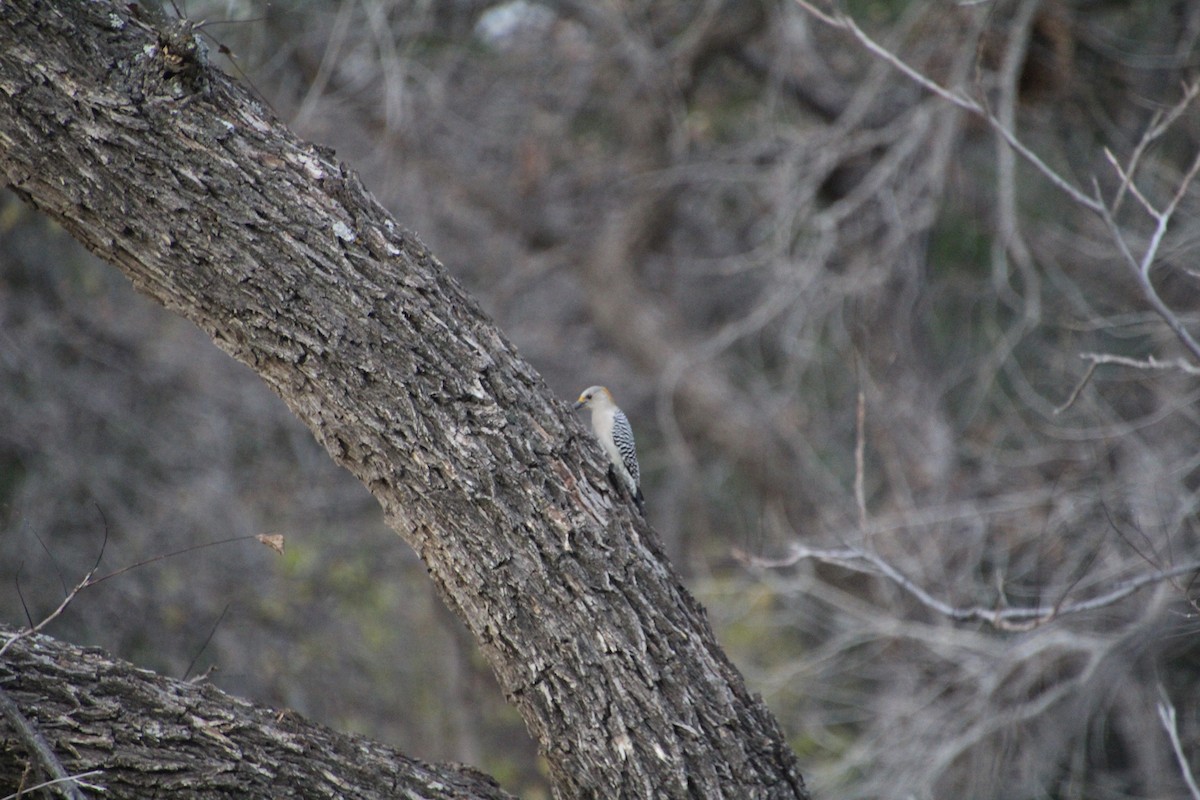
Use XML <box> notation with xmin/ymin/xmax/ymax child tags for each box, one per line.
<box><xmin>0</xmin><ymin>3</ymin><xmax>808</xmax><ymax>799</ymax></box>
<box><xmin>0</xmin><ymin>626</ymin><xmax>514</xmax><ymax>800</ymax></box>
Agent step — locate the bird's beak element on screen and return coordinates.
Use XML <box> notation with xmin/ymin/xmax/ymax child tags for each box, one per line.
<box><xmin>573</xmin><ymin>398</ymin><xmax>586</xmax><ymax>410</ymax></box>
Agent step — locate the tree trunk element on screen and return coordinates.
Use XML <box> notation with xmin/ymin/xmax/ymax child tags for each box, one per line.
<box><xmin>0</xmin><ymin>3</ymin><xmax>808</xmax><ymax>798</ymax></box>
<box><xmin>0</xmin><ymin>627</ymin><xmax>514</xmax><ymax>799</ymax></box>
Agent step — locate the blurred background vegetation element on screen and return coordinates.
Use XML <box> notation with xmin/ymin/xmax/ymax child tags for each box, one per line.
<box><xmin>3</xmin><ymin>1</ymin><xmax>1200</xmax><ymax>798</ymax></box>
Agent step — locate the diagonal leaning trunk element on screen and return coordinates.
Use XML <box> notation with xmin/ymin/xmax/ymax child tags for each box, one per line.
<box><xmin>0</xmin><ymin>2</ymin><xmax>809</xmax><ymax>797</ymax></box>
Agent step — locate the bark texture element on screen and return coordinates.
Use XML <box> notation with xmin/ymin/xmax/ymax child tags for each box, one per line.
<box><xmin>0</xmin><ymin>627</ymin><xmax>514</xmax><ymax>799</ymax></box>
<box><xmin>0</xmin><ymin>3</ymin><xmax>808</xmax><ymax>798</ymax></box>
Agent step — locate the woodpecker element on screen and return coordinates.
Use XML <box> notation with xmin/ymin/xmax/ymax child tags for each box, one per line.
<box><xmin>573</xmin><ymin>385</ymin><xmax>645</xmax><ymax>515</ymax></box>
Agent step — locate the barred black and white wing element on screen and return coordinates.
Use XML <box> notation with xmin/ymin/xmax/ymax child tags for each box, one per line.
<box><xmin>611</xmin><ymin>407</ymin><xmax>640</xmax><ymax>488</ymax></box>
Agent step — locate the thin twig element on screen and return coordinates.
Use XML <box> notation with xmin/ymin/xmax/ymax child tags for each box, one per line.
<box><xmin>1092</xmin><ymin>83</ymin><xmax>1200</xmax><ymax>365</ymax></box>
<box><xmin>0</xmin><ymin>575</ymin><xmax>90</xmax><ymax>661</ymax></box>
<box><xmin>89</xmin><ymin>534</ymin><xmax>259</xmax><ymax>587</ymax></box>
<box><xmin>183</xmin><ymin>602</ymin><xmax>230</xmax><ymax>682</ymax></box>
<box><xmin>1109</xmin><ymin>80</ymin><xmax>1200</xmax><ymax>214</ymax></box>
<box><xmin>1</xmin><ymin>531</ymin><xmax>259</xmax><ymax>660</ymax></box>
<box><xmin>1103</xmin><ymin>147</ymin><xmax>1159</xmax><ymax>219</ymax></box>
<box><xmin>854</xmin><ymin>387</ymin><xmax>867</xmax><ymax>532</ymax></box>
<box><xmin>1054</xmin><ymin>361</ymin><xmax>1097</xmax><ymax>414</ymax></box>
<box><xmin>0</xmin><ymin>509</ymin><xmax>108</xmax><ymax>660</ymax></box>
<box><xmin>1160</xmin><ymin>148</ymin><xmax>1200</xmax><ymax>231</ymax></box>
<box><xmin>1126</xmin><ymin>149</ymin><xmax>1200</xmax><ymax>279</ymax></box>
<box><xmin>0</xmin><ymin>686</ymin><xmax>90</xmax><ymax>800</ymax></box>
<box><xmin>1158</xmin><ymin>690</ymin><xmax>1200</xmax><ymax>800</ymax></box>
<box><xmin>33</xmin><ymin>530</ymin><xmax>71</xmax><ymax>597</ymax></box>
<box><xmin>0</xmin><ymin>772</ymin><xmax>104</xmax><ymax>800</ymax></box>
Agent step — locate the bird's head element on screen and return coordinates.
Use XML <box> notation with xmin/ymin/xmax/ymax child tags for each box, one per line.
<box><xmin>573</xmin><ymin>385</ymin><xmax>612</xmax><ymax>410</ymax></box>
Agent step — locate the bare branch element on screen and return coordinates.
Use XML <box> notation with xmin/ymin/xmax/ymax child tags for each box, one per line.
<box><xmin>794</xmin><ymin>0</ymin><xmax>1104</xmax><ymax>212</ymax></box>
<box><xmin>745</xmin><ymin>543</ymin><xmax>1200</xmax><ymax>631</ymax></box>
<box><xmin>1059</xmin><ymin>350</ymin><xmax>1200</xmax><ymax>413</ymax></box>
<box><xmin>798</xmin><ymin>1</ymin><xmax>1200</xmax><ymax>366</ymax></box>
<box><xmin>1080</xmin><ymin>352</ymin><xmax>1200</xmax><ymax>375</ymax></box>
<box><xmin>1094</xmin><ymin>182</ymin><xmax>1200</xmax><ymax>362</ymax></box>
<box><xmin>1103</xmin><ymin>81</ymin><xmax>1200</xmax><ymax>215</ymax></box>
